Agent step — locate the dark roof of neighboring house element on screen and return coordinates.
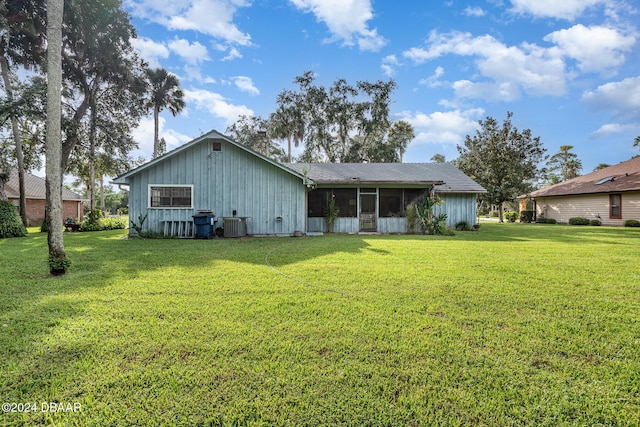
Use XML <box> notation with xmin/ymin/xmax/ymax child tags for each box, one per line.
<box><xmin>525</xmin><ymin>156</ymin><xmax>640</xmax><ymax>198</ymax></box>
<box><xmin>283</xmin><ymin>162</ymin><xmax>486</xmax><ymax>193</ymax></box>
<box><xmin>6</xmin><ymin>171</ymin><xmax>84</xmax><ymax>201</ymax></box>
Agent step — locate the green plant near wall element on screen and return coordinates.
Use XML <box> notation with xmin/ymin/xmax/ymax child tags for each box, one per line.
<box><xmin>415</xmin><ymin>192</ymin><xmax>446</xmax><ymax>235</ymax></box>
<box><xmin>324</xmin><ymin>193</ymin><xmax>339</xmax><ymax>233</ymax></box>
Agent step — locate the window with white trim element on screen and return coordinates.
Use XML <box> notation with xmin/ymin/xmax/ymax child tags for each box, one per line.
<box><xmin>149</xmin><ymin>185</ymin><xmax>193</xmax><ymax>208</ymax></box>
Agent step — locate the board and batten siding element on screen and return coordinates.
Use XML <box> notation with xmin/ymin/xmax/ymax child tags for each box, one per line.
<box><xmin>535</xmin><ymin>191</ymin><xmax>640</xmax><ymax>225</ymax></box>
<box><xmin>127</xmin><ymin>139</ymin><xmax>306</xmax><ymax>236</ymax></box>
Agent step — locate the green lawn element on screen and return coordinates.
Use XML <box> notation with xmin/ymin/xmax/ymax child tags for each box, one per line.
<box><xmin>1</xmin><ymin>224</ymin><xmax>638</xmax><ymax>426</ymax></box>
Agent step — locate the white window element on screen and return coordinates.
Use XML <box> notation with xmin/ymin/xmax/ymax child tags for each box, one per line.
<box><xmin>148</xmin><ymin>185</ymin><xmax>193</xmax><ymax>208</ymax></box>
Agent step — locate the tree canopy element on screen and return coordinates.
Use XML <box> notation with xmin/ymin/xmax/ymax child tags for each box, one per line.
<box><xmin>456</xmin><ymin>112</ymin><xmax>547</xmax><ymax>222</ymax></box>
<box><xmin>546</xmin><ymin>145</ymin><xmax>582</xmax><ymax>184</ymax></box>
<box><xmin>228</xmin><ymin>71</ymin><xmax>414</xmax><ymax>163</ymax></box>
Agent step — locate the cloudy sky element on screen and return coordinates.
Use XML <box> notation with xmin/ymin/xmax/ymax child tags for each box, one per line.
<box><xmin>124</xmin><ymin>0</ymin><xmax>640</xmax><ymax>172</ymax></box>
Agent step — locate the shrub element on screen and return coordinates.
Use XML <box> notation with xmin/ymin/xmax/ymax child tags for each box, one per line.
<box><xmin>40</xmin><ymin>218</ymin><xmax>48</xmax><ymax>233</ymax></box>
<box><xmin>503</xmin><ymin>211</ymin><xmax>519</xmax><ymax>223</ymax></box>
<box><xmin>589</xmin><ymin>219</ymin><xmax>602</xmax><ymax>226</ymax></box>
<box><xmin>624</xmin><ymin>219</ymin><xmax>640</xmax><ymax>227</ymax></box>
<box><xmin>520</xmin><ymin>210</ymin><xmax>535</xmax><ymax>223</ymax></box>
<box><xmin>0</xmin><ymin>201</ymin><xmax>27</xmax><ymax>238</ymax></box>
<box><xmin>406</xmin><ymin>202</ymin><xmax>417</xmax><ymax>234</ymax></box>
<box><xmin>455</xmin><ymin>220</ymin><xmax>471</xmax><ymax>231</ymax></box>
<box><xmin>100</xmin><ymin>217</ymin><xmax>127</xmax><ymax>230</ymax></box>
<box><xmin>569</xmin><ymin>217</ymin><xmax>590</xmax><ymax>225</ymax></box>
<box><xmin>535</xmin><ymin>217</ymin><xmax>556</xmax><ymax>224</ymax></box>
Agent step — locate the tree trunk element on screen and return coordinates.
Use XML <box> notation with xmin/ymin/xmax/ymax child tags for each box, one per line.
<box><xmin>89</xmin><ymin>97</ymin><xmax>96</xmax><ymax>212</ymax></box>
<box><xmin>0</xmin><ymin>54</ymin><xmax>28</xmax><ymax>225</ymax></box>
<box><xmin>45</xmin><ymin>0</ymin><xmax>68</xmax><ymax>275</ymax></box>
<box><xmin>153</xmin><ymin>105</ymin><xmax>160</xmax><ymax>158</ymax></box>
<box><xmin>498</xmin><ymin>203</ymin><xmax>504</xmax><ymax>223</ymax></box>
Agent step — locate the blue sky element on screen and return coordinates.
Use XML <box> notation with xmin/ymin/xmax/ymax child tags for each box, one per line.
<box><xmin>123</xmin><ymin>0</ymin><xmax>640</xmax><ymax>173</ymax></box>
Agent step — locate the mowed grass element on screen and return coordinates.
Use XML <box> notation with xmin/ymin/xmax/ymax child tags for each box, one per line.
<box><xmin>0</xmin><ymin>224</ymin><xmax>638</xmax><ymax>426</ymax></box>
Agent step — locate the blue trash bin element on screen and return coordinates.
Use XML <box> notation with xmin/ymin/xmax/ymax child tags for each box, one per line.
<box><xmin>193</xmin><ymin>212</ymin><xmax>216</xmax><ymax>239</ymax></box>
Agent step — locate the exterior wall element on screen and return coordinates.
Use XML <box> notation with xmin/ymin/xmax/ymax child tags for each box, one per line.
<box><xmin>9</xmin><ymin>198</ymin><xmax>83</xmax><ymax>226</ymax></box>
<box><xmin>534</xmin><ymin>191</ymin><xmax>640</xmax><ymax>225</ymax></box>
<box><xmin>306</xmin><ymin>189</ymin><xmax>478</xmax><ymax>233</ymax></box>
<box><xmin>127</xmin><ymin>139</ymin><xmax>306</xmax><ymax>236</ymax></box>
<box><xmin>435</xmin><ymin>193</ymin><xmax>478</xmax><ymax>227</ymax></box>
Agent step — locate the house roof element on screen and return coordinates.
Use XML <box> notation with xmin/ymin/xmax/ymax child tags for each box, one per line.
<box><xmin>525</xmin><ymin>156</ymin><xmax>640</xmax><ymax>198</ymax></box>
<box><xmin>283</xmin><ymin>162</ymin><xmax>486</xmax><ymax>193</ymax></box>
<box><xmin>6</xmin><ymin>170</ymin><xmax>85</xmax><ymax>201</ymax></box>
<box><xmin>112</xmin><ymin>129</ymin><xmax>311</xmax><ymax>185</ymax></box>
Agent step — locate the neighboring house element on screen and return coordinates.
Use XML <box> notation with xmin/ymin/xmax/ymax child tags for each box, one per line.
<box><xmin>521</xmin><ymin>157</ymin><xmax>640</xmax><ymax>225</ymax></box>
<box><xmin>113</xmin><ymin>130</ymin><xmax>485</xmax><ymax>237</ymax></box>
<box><xmin>5</xmin><ymin>171</ymin><xmax>85</xmax><ymax>226</ymax></box>
<box><xmin>284</xmin><ymin>162</ymin><xmax>486</xmax><ymax>233</ymax></box>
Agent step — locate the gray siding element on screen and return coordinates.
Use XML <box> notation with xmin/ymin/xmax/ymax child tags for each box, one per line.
<box><xmin>128</xmin><ymin>140</ymin><xmax>306</xmax><ymax>236</ymax></box>
<box><xmin>435</xmin><ymin>193</ymin><xmax>478</xmax><ymax>227</ymax></box>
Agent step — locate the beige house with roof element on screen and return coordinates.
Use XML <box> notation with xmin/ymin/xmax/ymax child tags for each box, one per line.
<box><xmin>520</xmin><ymin>157</ymin><xmax>640</xmax><ymax>225</ymax></box>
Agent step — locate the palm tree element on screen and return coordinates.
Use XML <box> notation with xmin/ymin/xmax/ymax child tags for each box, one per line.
<box><xmin>634</xmin><ymin>136</ymin><xmax>640</xmax><ymax>153</ymax></box>
<box><xmin>144</xmin><ymin>68</ymin><xmax>185</xmax><ymax>158</ymax></box>
<box><xmin>269</xmin><ymin>90</ymin><xmax>305</xmax><ymax>163</ymax></box>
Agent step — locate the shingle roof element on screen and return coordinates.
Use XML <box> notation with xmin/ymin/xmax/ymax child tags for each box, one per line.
<box><xmin>5</xmin><ymin>171</ymin><xmax>85</xmax><ymax>201</ymax></box>
<box><xmin>282</xmin><ymin>162</ymin><xmax>486</xmax><ymax>193</ymax></box>
<box><xmin>526</xmin><ymin>156</ymin><xmax>640</xmax><ymax>198</ymax></box>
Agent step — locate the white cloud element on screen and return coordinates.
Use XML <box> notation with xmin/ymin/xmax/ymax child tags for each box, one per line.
<box><xmin>289</xmin><ymin>0</ymin><xmax>387</xmax><ymax>51</ymax></box>
<box><xmin>130</xmin><ymin>117</ymin><xmax>193</xmax><ymax>159</ymax></box>
<box><xmin>591</xmin><ymin>123</ymin><xmax>635</xmax><ymax>138</ymax></box>
<box><xmin>168</xmin><ymin>38</ymin><xmax>210</xmax><ymax>65</ymax></box>
<box><xmin>398</xmin><ymin>108</ymin><xmax>484</xmax><ymax>145</ymax></box>
<box><xmin>184</xmin><ymin>88</ymin><xmax>254</xmax><ymax>125</ymax></box>
<box><xmin>231</xmin><ymin>76</ymin><xmax>260</xmax><ymax>95</ymax></box>
<box><xmin>130</xmin><ymin>37</ymin><xmax>170</xmax><ymax>68</ymax></box>
<box><xmin>463</xmin><ymin>6</ymin><xmax>486</xmax><ymax>17</ymax></box>
<box><xmin>381</xmin><ymin>55</ymin><xmax>400</xmax><ymax>77</ymax></box>
<box><xmin>403</xmin><ymin>31</ymin><xmax>567</xmax><ymax>99</ymax></box>
<box><xmin>582</xmin><ymin>76</ymin><xmax>640</xmax><ymax>119</ymax></box>
<box><xmin>419</xmin><ymin>66</ymin><xmax>445</xmax><ymax>88</ymax></box>
<box><xmin>545</xmin><ymin>25</ymin><xmax>635</xmax><ymax>74</ymax></box>
<box><xmin>509</xmin><ymin>0</ymin><xmax>608</xmax><ymax>20</ymax></box>
<box><xmin>126</xmin><ymin>0</ymin><xmax>252</xmax><ymax>46</ymax></box>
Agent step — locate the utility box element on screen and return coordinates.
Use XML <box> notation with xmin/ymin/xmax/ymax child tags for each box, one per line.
<box><xmin>193</xmin><ymin>211</ymin><xmax>217</xmax><ymax>239</ymax></box>
<box><xmin>223</xmin><ymin>217</ymin><xmax>247</xmax><ymax>238</ymax></box>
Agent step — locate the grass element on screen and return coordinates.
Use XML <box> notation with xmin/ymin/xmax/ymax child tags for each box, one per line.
<box><xmin>0</xmin><ymin>223</ymin><xmax>639</xmax><ymax>426</ymax></box>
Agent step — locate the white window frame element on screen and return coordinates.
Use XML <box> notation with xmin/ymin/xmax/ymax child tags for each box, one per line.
<box><xmin>148</xmin><ymin>184</ymin><xmax>194</xmax><ymax>209</ymax></box>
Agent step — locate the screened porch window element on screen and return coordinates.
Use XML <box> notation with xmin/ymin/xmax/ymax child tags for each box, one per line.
<box><xmin>307</xmin><ymin>188</ymin><xmax>357</xmax><ymax>217</ymax></box>
<box><xmin>610</xmin><ymin>194</ymin><xmax>622</xmax><ymax>219</ymax></box>
<box><xmin>379</xmin><ymin>188</ymin><xmax>428</xmax><ymax>217</ymax></box>
<box><xmin>149</xmin><ymin>185</ymin><xmax>193</xmax><ymax>208</ymax></box>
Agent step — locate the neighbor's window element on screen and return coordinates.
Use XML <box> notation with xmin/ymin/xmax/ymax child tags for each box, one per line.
<box><xmin>149</xmin><ymin>185</ymin><xmax>193</xmax><ymax>208</ymax></box>
<box><xmin>610</xmin><ymin>193</ymin><xmax>622</xmax><ymax>219</ymax></box>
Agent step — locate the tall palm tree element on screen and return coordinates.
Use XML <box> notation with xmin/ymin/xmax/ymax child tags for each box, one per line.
<box><xmin>144</xmin><ymin>68</ymin><xmax>185</xmax><ymax>158</ymax></box>
<box><xmin>269</xmin><ymin>90</ymin><xmax>305</xmax><ymax>163</ymax></box>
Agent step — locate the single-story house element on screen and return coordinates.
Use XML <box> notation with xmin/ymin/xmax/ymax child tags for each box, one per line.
<box><xmin>284</xmin><ymin>162</ymin><xmax>486</xmax><ymax>233</ymax></box>
<box><xmin>5</xmin><ymin>170</ymin><xmax>85</xmax><ymax>226</ymax></box>
<box><xmin>113</xmin><ymin>129</ymin><xmax>485</xmax><ymax>237</ymax></box>
<box><xmin>520</xmin><ymin>156</ymin><xmax>640</xmax><ymax>225</ymax></box>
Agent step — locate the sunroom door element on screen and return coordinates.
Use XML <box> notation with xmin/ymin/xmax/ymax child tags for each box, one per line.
<box><xmin>359</xmin><ymin>192</ymin><xmax>377</xmax><ymax>232</ymax></box>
